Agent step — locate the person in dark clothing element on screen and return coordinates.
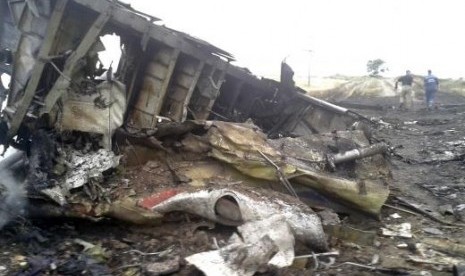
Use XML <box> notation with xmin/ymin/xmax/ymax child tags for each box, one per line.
<box><xmin>424</xmin><ymin>70</ymin><xmax>439</xmax><ymax>109</ymax></box>
<box><xmin>395</xmin><ymin>70</ymin><xmax>414</xmax><ymax>110</ymax></box>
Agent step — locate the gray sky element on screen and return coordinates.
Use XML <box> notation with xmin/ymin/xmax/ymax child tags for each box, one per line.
<box><xmin>127</xmin><ymin>0</ymin><xmax>465</xmax><ymax>79</ymax></box>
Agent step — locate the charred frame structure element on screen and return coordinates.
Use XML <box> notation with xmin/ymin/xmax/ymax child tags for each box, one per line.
<box><xmin>0</xmin><ymin>0</ymin><xmax>365</xmax><ymax>150</ymax></box>
<box><xmin>0</xmin><ymin>0</ymin><xmax>394</xmax><ymax>224</ymax></box>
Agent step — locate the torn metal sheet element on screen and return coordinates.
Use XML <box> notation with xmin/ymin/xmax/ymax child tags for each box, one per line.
<box><xmin>186</xmin><ymin>215</ymin><xmax>296</xmax><ymax>276</ymax></box>
<box><xmin>39</xmin><ymin>146</ymin><xmax>121</xmax><ymax>205</ymax></box>
<box><xmin>381</xmin><ymin>223</ymin><xmax>413</xmax><ymax>238</ymax></box>
<box><xmin>145</xmin><ymin>256</ymin><xmax>180</xmax><ymax>275</ymax></box>
<box><xmin>187</xmin><ymin>233</ymin><xmax>277</xmax><ymax>276</ymax></box>
<box><xmin>180</xmin><ymin>121</ymin><xmax>390</xmax><ymax>216</ymax></box>
<box><xmin>140</xmin><ymin>186</ymin><xmax>328</xmax><ymax>252</ymax></box>
<box><xmin>422</xmin><ymin>227</ymin><xmax>444</xmax><ymax>236</ymax></box>
<box><xmin>59</xmin><ymin>80</ymin><xmax>127</xmax><ymax>149</ymax></box>
<box><xmin>7</xmin><ymin>0</ymin><xmax>52</xmax><ymax>103</ymax></box>
<box><xmin>65</xmin><ymin>149</ymin><xmax>120</xmax><ymax>190</ymax></box>
<box><xmin>236</xmin><ymin>215</ymin><xmax>295</xmax><ymax>267</ymax></box>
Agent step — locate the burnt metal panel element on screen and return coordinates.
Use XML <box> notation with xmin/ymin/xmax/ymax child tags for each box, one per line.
<box><xmin>70</xmin><ymin>0</ymin><xmax>271</xmax><ymax>93</ymax></box>
<box><xmin>188</xmin><ymin>66</ymin><xmax>227</xmax><ymax>120</ymax></box>
<box><xmin>59</xmin><ymin>80</ymin><xmax>126</xmax><ymax>149</ymax></box>
<box><xmin>161</xmin><ymin>56</ymin><xmax>204</xmax><ymax>122</ymax></box>
<box><xmin>41</xmin><ymin>9</ymin><xmax>112</xmax><ymax>115</ymax></box>
<box><xmin>1</xmin><ymin>1</ymin><xmax>21</xmax><ymax>52</ymax></box>
<box><xmin>130</xmin><ymin>46</ymin><xmax>180</xmax><ymax>128</ymax></box>
<box><xmin>1</xmin><ymin>0</ymin><xmax>365</xmax><ymax>145</ymax></box>
<box><xmin>7</xmin><ymin>0</ymin><xmax>26</xmax><ymax>26</ymax></box>
<box><xmin>6</xmin><ymin>0</ymin><xmax>63</xmax><ymax>140</ymax></box>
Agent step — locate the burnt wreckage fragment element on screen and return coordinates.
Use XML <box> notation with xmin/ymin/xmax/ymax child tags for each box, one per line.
<box><xmin>0</xmin><ymin>0</ymin><xmax>389</xmax><ymax>223</ymax></box>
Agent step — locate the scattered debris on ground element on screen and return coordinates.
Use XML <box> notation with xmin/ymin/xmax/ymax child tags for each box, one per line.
<box><xmin>1</xmin><ymin>1</ymin><xmax>465</xmax><ymax>275</ymax></box>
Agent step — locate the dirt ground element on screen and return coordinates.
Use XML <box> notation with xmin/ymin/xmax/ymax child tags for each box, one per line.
<box><xmin>2</xmin><ymin>90</ymin><xmax>465</xmax><ymax>275</ymax></box>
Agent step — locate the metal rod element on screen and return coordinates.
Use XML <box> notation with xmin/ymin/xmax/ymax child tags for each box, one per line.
<box><xmin>327</xmin><ymin>142</ymin><xmax>388</xmax><ymax>169</ymax></box>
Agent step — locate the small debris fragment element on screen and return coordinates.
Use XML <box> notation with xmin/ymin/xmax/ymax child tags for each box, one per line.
<box><xmin>145</xmin><ymin>256</ymin><xmax>180</xmax><ymax>275</ymax></box>
<box><xmin>407</xmin><ymin>254</ymin><xmax>463</xmax><ymax>268</ymax></box>
<box><xmin>423</xmin><ymin>238</ymin><xmax>465</xmax><ymax>258</ymax></box>
<box><xmin>381</xmin><ymin>223</ymin><xmax>412</xmax><ymax>238</ymax></box>
<box><xmin>343</xmin><ymin>242</ymin><xmax>362</xmax><ymax>250</ymax></box>
<box><xmin>422</xmin><ymin>227</ymin><xmax>444</xmax><ymax>235</ymax></box>
<box><xmin>438</xmin><ymin>204</ymin><xmax>454</xmax><ymax>216</ymax></box>
<box><xmin>12</xmin><ymin>255</ymin><xmax>26</xmax><ymax>264</ymax></box>
<box><xmin>74</xmin><ymin>239</ymin><xmax>111</xmax><ymax>263</ymax></box>
<box><xmin>186</xmin><ymin>234</ymin><xmax>278</xmax><ymax>276</ymax></box>
<box><xmin>317</xmin><ymin>209</ymin><xmax>341</xmax><ymax>225</ymax></box>
<box><xmin>19</xmin><ymin>261</ymin><xmax>28</xmax><ymax>267</ymax></box>
<box><xmin>390</xmin><ymin>213</ymin><xmax>402</xmax><ymax>219</ymax></box>
<box><xmin>369</xmin><ymin>254</ymin><xmax>380</xmax><ymax>265</ymax></box>
<box><xmin>186</xmin><ymin>215</ymin><xmax>298</xmax><ymax>276</ymax></box>
<box><xmin>290</xmin><ymin>258</ymin><xmax>308</xmax><ymax>269</ymax></box>
<box><xmin>454</xmin><ymin>204</ymin><xmax>465</xmax><ymax>222</ymax></box>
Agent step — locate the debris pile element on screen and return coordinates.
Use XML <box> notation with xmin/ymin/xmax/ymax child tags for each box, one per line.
<box><xmin>2</xmin><ymin>0</ymin><xmax>465</xmax><ymax>275</ymax></box>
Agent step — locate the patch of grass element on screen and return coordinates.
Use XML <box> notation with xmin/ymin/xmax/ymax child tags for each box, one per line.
<box><xmin>437</xmin><ymin>78</ymin><xmax>465</xmax><ymax>96</ymax></box>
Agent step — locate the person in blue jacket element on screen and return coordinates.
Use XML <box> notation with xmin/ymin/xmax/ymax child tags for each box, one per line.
<box><xmin>424</xmin><ymin>70</ymin><xmax>439</xmax><ymax>109</ymax></box>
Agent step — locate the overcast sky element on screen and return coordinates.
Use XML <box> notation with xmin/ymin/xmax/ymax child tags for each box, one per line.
<box><xmin>127</xmin><ymin>0</ymin><xmax>465</xmax><ymax>80</ymax></box>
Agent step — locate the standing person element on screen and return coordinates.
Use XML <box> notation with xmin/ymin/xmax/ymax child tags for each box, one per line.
<box><xmin>395</xmin><ymin>70</ymin><xmax>414</xmax><ymax>110</ymax></box>
<box><xmin>424</xmin><ymin>70</ymin><xmax>439</xmax><ymax>109</ymax></box>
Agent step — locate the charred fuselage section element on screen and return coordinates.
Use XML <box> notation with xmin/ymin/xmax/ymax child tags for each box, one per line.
<box><xmin>0</xmin><ymin>0</ymin><xmax>367</xmax><ymax>151</ymax></box>
<box><xmin>0</xmin><ymin>0</ymin><xmax>388</xmax><ymax>227</ymax></box>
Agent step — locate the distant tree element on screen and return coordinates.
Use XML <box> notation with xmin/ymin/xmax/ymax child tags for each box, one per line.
<box><xmin>367</xmin><ymin>59</ymin><xmax>388</xmax><ymax>77</ymax></box>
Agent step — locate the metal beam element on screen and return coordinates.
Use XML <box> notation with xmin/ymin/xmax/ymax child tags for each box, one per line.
<box><xmin>41</xmin><ymin>8</ymin><xmax>112</xmax><ymax>115</ymax></box>
<box><xmin>150</xmin><ymin>48</ymin><xmax>180</xmax><ymax>128</ymax></box>
<box><xmin>7</xmin><ymin>0</ymin><xmax>68</xmax><ymax>140</ymax></box>
<box><xmin>196</xmin><ymin>68</ymin><xmax>227</xmax><ymax>120</ymax></box>
<box><xmin>181</xmin><ymin>61</ymin><xmax>204</xmax><ymax>121</ymax></box>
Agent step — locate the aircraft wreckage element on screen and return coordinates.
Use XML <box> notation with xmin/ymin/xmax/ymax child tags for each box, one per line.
<box><xmin>0</xmin><ymin>0</ymin><xmax>391</xmax><ymax>272</ymax></box>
